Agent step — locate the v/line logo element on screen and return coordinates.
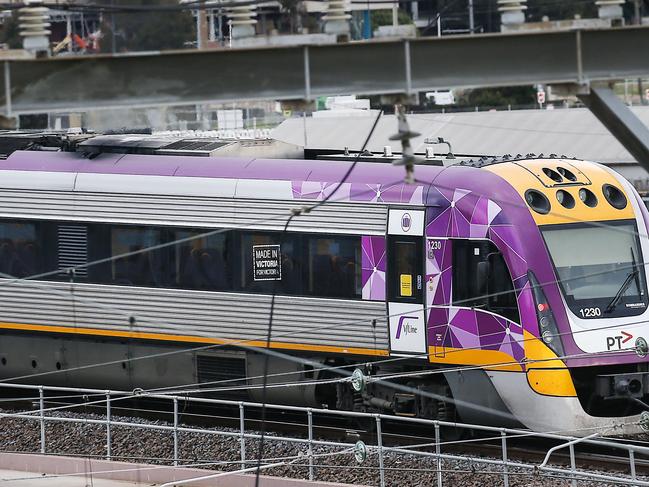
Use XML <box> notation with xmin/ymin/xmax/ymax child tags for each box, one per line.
<box><xmin>396</xmin><ymin>315</ymin><xmax>418</xmax><ymax>339</ymax></box>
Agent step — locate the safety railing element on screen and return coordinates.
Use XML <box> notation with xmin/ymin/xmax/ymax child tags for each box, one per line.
<box><xmin>0</xmin><ymin>382</ymin><xmax>647</xmax><ymax>487</ymax></box>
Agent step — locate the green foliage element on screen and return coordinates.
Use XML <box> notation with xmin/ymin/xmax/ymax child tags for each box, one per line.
<box><xmin>100</xmin><ymin>0</ymin><xmax>195</xmax><ymax>53</ymax></box>
<box><xmin>457</xmin><ymin>86</ymin><xmax>536</xmax><ymax>108</ymax></box>
<box><xmin>371</xmin><ymin>9</ymin><xmax>413</xmax><ymax>27</ymax></box>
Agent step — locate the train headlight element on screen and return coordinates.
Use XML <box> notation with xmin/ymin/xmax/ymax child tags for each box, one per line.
<box><xmin>529</xmin><ymin>271</ymin><xmax>565</xmax><ymax>357</ymax></box>
<box><xmin>635</xmin><ymin>337</ymin><xmax>648</xmax><ymax>358</ymax></box>
<box><xmin>541</xmin><ymin>330</ymin><xmax>553</xmax><ymax>344</ymax></box>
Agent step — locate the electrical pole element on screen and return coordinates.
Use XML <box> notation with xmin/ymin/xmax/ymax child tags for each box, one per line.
<box><xmin>468</xmin><ymin>0</ymin><xmax>474</xmax><ymax>33</ymax></box>
<box><xmin>636</xmin><ymin>0</ymin><xmax>645</xmax><ymax>104</ymax></box>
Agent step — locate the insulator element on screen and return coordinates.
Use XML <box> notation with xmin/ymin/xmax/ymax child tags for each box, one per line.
<box><xmin>595</xmin><ymin>0</ymin><xmax>624</xmax><ymax>20</ymax></box>
<box><xmin>323</xmin><ymin>0</ymin><xmax>351</xmax><ymax>35</ymax></box>
<box><xmin>322</xmin><ymin>0</ymin><xmax>351</xmax><ymax>22</ymax></box>
<box><xmin>226</xmin><ymin>3</ymin><xmax>257</xmax><ymax>39</ymax></box>
<box><xmin>19</xmin><ymin>2</ymin><xmax>51</xmax><ymax>53</ymax></box>
<box><xmin>496</xmin><ymin>0</ymin><xmax>527</xmax><ymax>13</ymax></box>
<box><xmin>497</xmin><ymin>0</ymin><xmax>526</xmax><ymax>26</ymax></box>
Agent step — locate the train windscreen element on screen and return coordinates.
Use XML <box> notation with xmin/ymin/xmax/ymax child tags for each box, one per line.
<box><xmin>541</xmin><ymin>220</ymin><xmax>648</xmax><ymax>319</ymax></box>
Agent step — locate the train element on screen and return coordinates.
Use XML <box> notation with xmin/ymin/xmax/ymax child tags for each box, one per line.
<box><xmin>0</xmin><ymin>131</ymin><xmax>647</xmax><ymax>436</ymax></box>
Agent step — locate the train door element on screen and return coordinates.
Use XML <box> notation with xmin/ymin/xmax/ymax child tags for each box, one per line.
<box><xmin>387</xmin><ymin>209</ymin><xmax>427</xmax><ymax>356</ymax></box>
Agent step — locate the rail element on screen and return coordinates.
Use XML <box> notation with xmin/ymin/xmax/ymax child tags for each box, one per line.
<box><xmin>0</xmin><ymin>382</ymin><xmax>646</xmax><ymax>486</ymax></box>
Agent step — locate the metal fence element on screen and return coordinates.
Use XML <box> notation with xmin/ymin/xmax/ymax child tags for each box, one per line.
<box><xmin>0</xmin><ymin>382</ymin><xmax>647</xmax><ymax>487</ymax></box>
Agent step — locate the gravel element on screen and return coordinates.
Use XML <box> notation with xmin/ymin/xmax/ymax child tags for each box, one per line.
<box><xmin>0</xmin><ymin>407</ymin><xmax>642</xmax><ymax>487</ymax></box>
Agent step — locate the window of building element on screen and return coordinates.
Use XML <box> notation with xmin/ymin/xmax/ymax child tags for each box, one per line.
<box><xmin>0</xmin><ymin>221</ymin><xmax>39</xmax><ymax>278</ymax></box>
<box><xmin>452</xmin><ymin>239</ymin><xmax>520</xmax><ymax>323</ymax></box>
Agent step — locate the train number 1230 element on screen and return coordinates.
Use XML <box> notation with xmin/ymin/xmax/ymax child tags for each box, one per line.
<box><xmin>579</xmin><ymin>307</ymin><xmax>602</xmax><ymax>318</ymax></box>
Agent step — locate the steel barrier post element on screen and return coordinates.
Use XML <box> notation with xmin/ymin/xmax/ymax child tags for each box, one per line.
<box><xmin>38</xmin><ymin>386</ymin><xmax>45</xmax><ymax>453</ymax></box>
<box><xmin>569</xmin><ymin>444</ymin><xmax>577</xmax><ymax>487</ymax></box>
<box><xmin>630</xmin><ymin>449</ymin><xmax>637</xmax><ymax>485</ymax></box>
<box><xmin>434</xmin><ymin>422</ymin><xmax>442</xmax><ymax>487</ymax></box>
<box><xmin>376</xmin><ymin>415</ymin><xmax>385</xmax><ymax>487</ymax></box>
<box><xmin>106</xmin><ymin>391</ymin><xmax>111</xmax><ymax>460</ymax></box>
<box><xmin>307</xmin><ymin>408</ymin><xmax>314</xmax><ymax>481</ymax></box>
<box><xmin>501</xmin><ymin>429</ymin><xmax>509</xmax><ymax>487</ymax></box>
<box><xmin>239</xmin><ymin>402</ymin><xmax>246</xmax><ymax>467</ymax></box>
<box><xmin>173</xmin><ymin>397</ymin><xmax>179</xmax><ymax>466</ymax></box>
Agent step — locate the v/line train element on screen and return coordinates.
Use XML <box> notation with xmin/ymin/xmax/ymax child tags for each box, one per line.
<box><xmin>0</xmin><ymin>133</ymin><xmax>648</xmax><ymax>435</ymax></box>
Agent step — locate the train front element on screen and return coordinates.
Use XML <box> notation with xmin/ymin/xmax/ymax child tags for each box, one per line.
<box><xmin>431</xmin><ymin>157</ymin><xmax>649</xmax><ymax>435</ymax></box>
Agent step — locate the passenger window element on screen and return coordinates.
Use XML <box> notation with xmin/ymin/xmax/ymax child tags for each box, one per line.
<box><xmin>241</xmin><ymin>232</ymin><xmax>303</xmax><ymax>294</ymax></box>
<box><xmin>175</xmin><ymin>231</ymin><xmax>229</xmax><ymax>291</ymax></box>
<box><xmin>0</xmin><ymin>221</ymin><xmax>39</xmax><ymax>278</ymax></box>
<box><xmin>388</xmin><ymin>237</ymin><xmax>423</xmax><ymax>303</ymax></box>
<box><xmin>111</xmin><ymin>226</ymin><xmax>168</xmax><ymax>287</ymax></box>
<box><xmin>308</xmin><ymin>237</ymin><xmax>361</xmax><ymax>298</ymax></box>
<box><xmin>452</xmin><ymin>240</ymin><xmax>520</xmax><ymax>323</ymax></box>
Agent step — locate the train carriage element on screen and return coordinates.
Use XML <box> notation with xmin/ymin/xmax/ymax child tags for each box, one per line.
<box><xmin>0</xmin><ymin>140</ymin><xmax>648</xmax><ymax>435</ymax></box>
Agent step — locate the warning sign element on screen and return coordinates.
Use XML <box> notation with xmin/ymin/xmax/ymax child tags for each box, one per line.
<box><xmin>253</xmin><ymin>245</ymin><xmax>282</xmax><ymax>281</ymax></box>
<box><xmin>400</xmin><ymin>274</ymin><xmax>412</xmax><ymax>297</ymax></box>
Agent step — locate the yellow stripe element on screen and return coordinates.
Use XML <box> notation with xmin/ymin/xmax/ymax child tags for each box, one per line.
<box><xmin>428</xmin><ymin>346</ymin><xmax>523</xmax><ymax>371</ymax></box>
<box><xmin>523</xmin><ymin>331</ymin><xmax>576</xmax><ymax>397</ymax></box>
<box><xmin>0</xmin><ymin>322</ymin><xmax>389</xmax><ymax>357</ymax></box>
<box><xmin>526</xmin><ymin>369</ymin><xmax>576</xmax><ymax>397</ymax></box>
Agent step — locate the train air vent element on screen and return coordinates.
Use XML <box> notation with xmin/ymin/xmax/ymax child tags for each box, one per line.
<box><xmin>196</xmin><ymin>355</ymin><xmax>247</xmax><ymax>398</ymax></box>
<box><xmin>556</xmin><ymin>190</ymin><xmax>575</xmax><ymax>209</ymax></box>
<box><xmin>525</xmin><ymin>189</ymin><xmax>551</xmax><ymax>215</ymax></box>
<box><xmin>542</xmin><ymin>168</ymin><xmax>563</xmax><ymax>183</ymax></box>
<box><xmin>556</xmin><ymin>166</ymin><xmax>577</xmax><ymax>182</ymax></box>
<box><xmin>58</xmin><ymin>225</ymin><xmax>88</xmax><ymax>278</ymax></box>
<box><xmin>602</xmin><ymin>184</ymin><xmax>627</xmax><ymax>210</ymax></box>
<box><xmin>579</xmin><ymin>188</ymin><xmax>598</xmax><ymax>208</ymax></box>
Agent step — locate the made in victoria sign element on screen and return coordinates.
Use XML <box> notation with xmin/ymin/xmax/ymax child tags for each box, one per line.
<box><xmin>253</xmin><ymin>244</ymin><xmax>282</xmax><ymax>281</ymax></box>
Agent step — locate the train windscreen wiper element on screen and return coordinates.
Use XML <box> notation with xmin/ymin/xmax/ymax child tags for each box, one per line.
<box><xmin>605</xmin><ymin>247</ymin><xmax>639</xmax><ymax>314</ymax></box>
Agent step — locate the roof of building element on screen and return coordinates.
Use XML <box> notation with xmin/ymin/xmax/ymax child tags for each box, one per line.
<box><xmin>271</xmin><ymin>106</ymin><xmax>649</xmax><ymax>165</ymax></box>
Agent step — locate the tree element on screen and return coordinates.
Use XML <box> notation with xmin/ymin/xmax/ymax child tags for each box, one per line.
<box><xmin>371</xmin><ymin>9</ymin><xmax>413</xmax><ymax>28</ymax></box>
<box><xmin>457</xmin><ymin>86</ymin><xmax>536</xmax><ymax>108</ymax></box>
<box><xmin>100</xmin><ymin>0</ymin><xmax>195</xmax><ymax>53</ymax></box>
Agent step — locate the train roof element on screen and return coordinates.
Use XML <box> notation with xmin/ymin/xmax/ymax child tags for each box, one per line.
<box><xmin>0</xmin><ymin>150</ymin><xmax>445</xmax><ymax>187</ymax></box>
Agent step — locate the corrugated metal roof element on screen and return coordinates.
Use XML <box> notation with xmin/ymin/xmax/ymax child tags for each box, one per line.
<box><xmin>271</xmin><ymin>107</ymin><xmax>649</xmax><ymax>164</ymax></box>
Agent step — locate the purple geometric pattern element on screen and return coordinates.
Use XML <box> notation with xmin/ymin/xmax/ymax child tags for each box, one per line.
<box><xmin>291</xmin><ymin>181</ymin><xmax>425</xmax><ymax>205</ymax></box>
<box><xmin>428</xmin><ymin>307</ymin><xmax>525</xmax><ymax>362</ymax></box>
<box><xmin>361</xmin><ymin>236</ymin><xmax>386</xmax><ymax>301</ymax></box>
<box><xmin>426</xmin><ymin>239</ymin><xmax>452</xmax><ymax>307</ymax></box>
<box><xmin>425</xmin><ymin>186</ymin><xmax>531</xmax><ymax>365</ymax></box>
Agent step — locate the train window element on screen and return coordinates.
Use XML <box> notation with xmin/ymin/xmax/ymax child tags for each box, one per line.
<box><xmin>307</xmin><ymin>237</ymin><xmax>361</xmax><ymax>298</ymax></box>
<box><xmin>0</xmin><ymin>221</ymin><xmax>39</xmax><ymax>278</ymax></box>
<box><xmin>240</xmin><ymin>232</ymin><xmax>303</xmax><ymax>294</ymax></box>
<box><xmin>452</xmin><ymin>240</ymin><xmax>520</xmax><ymax>323</ymax></box>
<box><xmin>388</xmin><ymin>237</ymin><xmax>423</xmax><ymax>303</ymax></box>
<box><xmin>174</xmin><ymin>230</ymin><xmax>230</xmax><ymax>291</ymax></box>
<box><xmin>110</xmin><ymin>226</ymin><xmax>169</xmax><ymax>287</ymax></box>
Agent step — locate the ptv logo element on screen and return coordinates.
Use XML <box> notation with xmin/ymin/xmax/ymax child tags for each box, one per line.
<box><xmin>606</xmin><ymin>331</ymin><xmax>633</xmax><ymax>350</ymax></box>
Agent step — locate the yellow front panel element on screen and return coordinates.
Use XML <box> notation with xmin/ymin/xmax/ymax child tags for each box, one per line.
<box><xmin>485</xmin><ymin>159</ymin><xmax>635</xmax><ymax>226</ymax></box>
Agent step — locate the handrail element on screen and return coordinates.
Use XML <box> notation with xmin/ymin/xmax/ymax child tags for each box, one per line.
<box><xmin>0</xmin><ymin>381</ymin><xmax>645</xmax><ymax>487</ymax></box>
